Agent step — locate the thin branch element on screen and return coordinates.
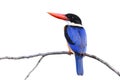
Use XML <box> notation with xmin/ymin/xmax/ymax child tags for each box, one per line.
<box><xmin>24</xmin><ymin>56</ymin><xmax>45</xmax><ymax>80</ymax></box>
<box><xmin>83</xmin><ymin>53</ymin><xmax>120</xmax><ymax>77</ymax></box>
<box><xmin>0</xmin><ymin>51</ymin><xmax>119</xmax><ymax>80</ymax></box>
<box><xmin>0</xmin><ymin>51</ymin><xmax>68</xmax><ymax>60</ymax></box>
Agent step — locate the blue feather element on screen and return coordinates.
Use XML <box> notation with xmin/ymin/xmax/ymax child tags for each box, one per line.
<box><xmin>64</xmin><ymin>25</ymin><xmax>87</xmax><ymax>75</ymax></box>
<box><xmin>75</xmin><ymin>54</ymin><xmax>83</xmax><ymax>75</ymax></box>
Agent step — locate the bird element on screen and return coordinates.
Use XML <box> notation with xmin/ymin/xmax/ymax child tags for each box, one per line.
<box><xmin>48</xmin><ymin>12</ymin><xmax>87</xmax><ymax>75</ymax></box>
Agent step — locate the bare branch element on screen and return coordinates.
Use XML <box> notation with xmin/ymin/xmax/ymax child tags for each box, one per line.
<box><xmin>0</xmin><ymin>51</ymin><xmax>68</xmax><ymax>60</ymax></box>
<box><xmin>0</xmin><ymin>51</ymin><xmax>119</xmax><ymax>80</ymax></box>
<box><xmin>83</xmin><ymin>53</ymin><xmax>120</xmax><ymax>76</ymax></box>
<box><xmin>24</xmin><ymin>56</ymin><xmax>45</xmax><ymax>80</ymax></box>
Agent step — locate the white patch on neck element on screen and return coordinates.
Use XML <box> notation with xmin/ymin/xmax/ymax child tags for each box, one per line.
<box><xmin>67</xmin><ymin>21</ymin><xmax>82</xmax><ymax>27</ymax></box>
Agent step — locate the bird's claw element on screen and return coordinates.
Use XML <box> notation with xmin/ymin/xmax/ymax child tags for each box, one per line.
<box><xmin>68</xmin><ymin>51</ymin><xmax>73</xmax><ymax>55</ymax></box>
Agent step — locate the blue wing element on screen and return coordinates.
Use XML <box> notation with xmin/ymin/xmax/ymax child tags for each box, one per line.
<box><xmin>64</xmin><ymin>25</ymin><xmax>87</xmax><ymax>75</ymax></box>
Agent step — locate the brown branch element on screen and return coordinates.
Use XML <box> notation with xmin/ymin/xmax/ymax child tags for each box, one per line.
<box><xmin>0</xmin><ymin>51</ymin><xmax>119</xmax><ymax>80</ymax></box>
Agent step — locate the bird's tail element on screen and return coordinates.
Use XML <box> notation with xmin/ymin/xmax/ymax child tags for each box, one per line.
<box><xmin>75</xmin><ymin>54</ymin><xmax>84</xmax><ymax>75</ymax></box>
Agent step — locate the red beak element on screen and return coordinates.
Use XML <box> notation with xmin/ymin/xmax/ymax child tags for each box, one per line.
<box><xmin>48</xmin><ymin>12</ymin><xmax>68</xmax><ymax>20</ymax></box>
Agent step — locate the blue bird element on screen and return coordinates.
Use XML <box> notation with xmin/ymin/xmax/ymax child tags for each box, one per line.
<box><xmin>48</xmin><ymin>12</ymin><xmax>87</xmax><ymax>75</ymax></box>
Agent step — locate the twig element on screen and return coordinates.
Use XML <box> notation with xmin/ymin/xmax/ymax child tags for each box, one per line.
<box><xmin>83</xmin><ymin>53</ymin><xmax>120</xmax><ymax>76</ymax></box>
<box><xmin>24</xmin><ymin>56</ymin><xmax>45</xmax><ymax>80</ymax></box>
<box><xmin>0</xmin><ymin>51</ymin><xmax>119</xmax><ymax>80</ymax></box>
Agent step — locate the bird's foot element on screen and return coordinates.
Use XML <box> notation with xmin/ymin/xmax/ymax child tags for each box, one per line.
<box><xmin>68</xmin><ymin>50</ymin><xmax>73</xmax><ymax>55</ymax></box>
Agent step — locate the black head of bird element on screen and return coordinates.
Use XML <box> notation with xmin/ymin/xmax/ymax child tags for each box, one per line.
<box><xmin>48</xmin><ymin>12</ymin><xmax>82</xmax><ymax>25</ymax></box>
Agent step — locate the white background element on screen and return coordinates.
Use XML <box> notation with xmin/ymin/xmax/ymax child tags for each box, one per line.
<box><xmin>0</xmin><ymin>0</ymin><xmax>120</xmax><ymax>80</ymax></box>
